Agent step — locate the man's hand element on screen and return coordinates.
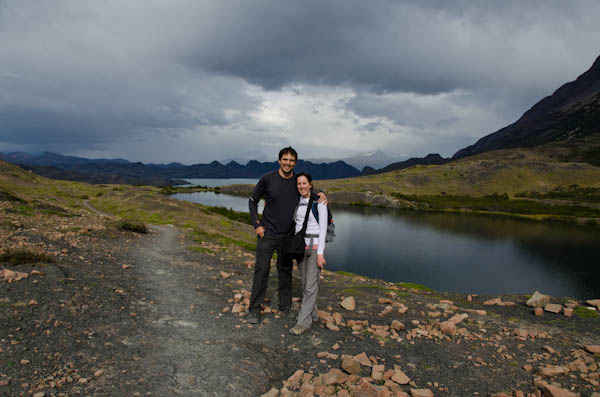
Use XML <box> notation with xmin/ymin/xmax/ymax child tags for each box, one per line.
<box><xmin>255</xmin><ymin>226</ymin><xmax>265</xmax><ymax>238</ymax></box>
<box><xmin>317</xmin><ymin>254</ymin><xmax>326</xmax><ymax>268</ymax></box>
<box><xmin>317</xmin><ymin>191</ymin><xmax>328</xmax><ymax>206</ymax></box>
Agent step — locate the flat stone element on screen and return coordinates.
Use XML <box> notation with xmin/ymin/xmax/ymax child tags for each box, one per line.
<box><xmin>563</xmin><ymin>308</ymin><xmax>573</xmax><ymax>317</ymax></box>
<box><xmin>539</xmin><ymin>366</ymin><xmax>569</xmax><ymax>377</ymax></box>
<box><xmin>542</xmin><ymin>384</ymin><xmax>576</xmax><ymax>397</ymax></box>
<box><xmin>410</xmin><ymin>388</ymin><xmax>434</xmax><ymax>397</ymax></box>
<box><xmin>322</xmin><ymin>368</ymin><xmax>344</xmax><ymax>385</ymax></box>
<box><xmin>586</xmin><ymin>299</ymin><xmax>600</xmax><ymax>309</ymax></box>
<box><xmin>483</xmin><ymin>297</ymin><xmax>502</xmax><ymax>305</ymax></box>
<box><xmin>261</xmin><ymin>388</ymin><xmax>279</xmax><ymax>397</ymax></box>
<box><xmin>341</xmin><ymin>296</ymin><xmax>356</xmax><ymax>311</ymax></box>
<box><xmin>585</xmin><ymin>345</ymin><xmax>600</xmax><ymax>354</ymax></box>
<box><xmin>332</xmin><ymin>312</ymin><xmax>343</xmax><ymax>325</ymax></box>
<box><xmin>534</xmin><ymin>307</ymin><xmax>544</xmax><ymax>316</ymax></box>
<box><xmin>527</xmin><ymin>291</ymin><xmax>551</xmax><ymax>308</ymax></box>
<box><xmin>440</xmin><ymin>321</ymin><xmax>456</xmax><ymax>336</ymax></box>
<box><xmin>391</xmin><ymin>369</ymin><xmax>410</xmax><ymax>385</ymax></box>
<box><xmin>371</xmin><ymin>364</ymin><xmax>385</xmax><ymax>380</ymax></box>
<box><xmin>354</xmin><ymin>352</ymin><xmax>372</xmax><ymax>367</ymax></box>
<box><xmin>448</xmin><ymin>313</ymin><xmax>468</xmax><ymax>325</ymax></box>
<box><xmin>341</xmin><ymin>356</ymin><xmax>361</xmax><ymax>375</ymax></box>
<box><xmin>391</xmin><ymin>320</ymin><xmax>405</xmax><ymax>331</ymax></box>
<box><xmin>544</xmin><ymin>303</ymin><xmax>562</xmax><ymax>314</ymax></box>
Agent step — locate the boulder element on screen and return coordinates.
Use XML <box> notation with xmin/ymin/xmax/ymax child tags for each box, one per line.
<box><xmin>587</xmin><ymin>299</ymin><xmax>600</xmax><ymax>309</ymax></box>
<box><xmin>527</xmin><ymin>291</ymin><xmax>551</xmax><ymax>308</ymax></box>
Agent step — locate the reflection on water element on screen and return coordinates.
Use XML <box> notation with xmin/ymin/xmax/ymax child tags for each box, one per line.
<box><xmin>174</xmin><ymin>192</ymin><xmax>600</xmax><ymax>299</ymax></box>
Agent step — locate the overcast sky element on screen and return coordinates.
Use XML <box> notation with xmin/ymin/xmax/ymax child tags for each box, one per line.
<box><xmin>1</xmin><ymin>1</ymin><xmax>599</xmax><ymax>165</ymax></box>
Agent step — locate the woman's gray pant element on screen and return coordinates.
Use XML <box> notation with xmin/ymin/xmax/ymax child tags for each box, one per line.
<box><xmin>295</xmin><ymin>247</ymin><xmax>321</xmax><ymax>329</ymax></box>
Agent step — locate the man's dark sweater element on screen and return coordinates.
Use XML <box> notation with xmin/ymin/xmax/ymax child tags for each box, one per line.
<box><xmin>249</xmin><ymin>171</ymin><xmax>298</xmax><ymax>235</ymax></box>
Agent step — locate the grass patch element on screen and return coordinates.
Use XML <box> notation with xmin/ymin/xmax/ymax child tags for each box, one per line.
<box><xmin>116</xmin><ymin>220</ymin><xmax>148</xmax><ymax>234</ymax></box>
<box><xmin>189</xmin><ymin>246</ymin><xmax>218</xmax><ymax>255</ymax></box>
<box><xmin>192</xmin><ymin>230</ymin><xmax>256</xmax><ymax>252</ymax></box>
<box><xmin>206</xmin><ymin>206</ymin><xmax>253</xmax><ymax>225</ymax></box>
<box><xmin>396</xmin><ymin>282</ymin><xmax>433</xmax><ymax>292</ymax></box>
<box><xmin>342</xmin><ymin>288</ymin><xmax>359</xmax><ymax>295</ymax></box>
<box><xmin>0</xmin><ymin>249</ymin><xmax>54</xmax><ymax>265</ymax></box>
<box><xmin>516</xmin><ymin>186</ymin><xmax>600</xmax><ymax>203</ymax></box>
<box><xmin>391</xmin><ymin>192</ymin><xmax>600</xmax><ymax>218</ymax></box>
<box><xmin>336</xmin><ymin>271</ymin><xmax>360</xmax><ymax>277</ymax></box>
<box><xmin>573</xmin><ymin>306</ymin><xmax>599</xmax><ymax>319</ymax></box>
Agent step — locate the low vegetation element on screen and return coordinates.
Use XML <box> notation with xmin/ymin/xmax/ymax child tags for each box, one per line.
<box><xmin>391</xmin><ymin>192</ymin><xmax>600</xmax><ymax>219</ymax></box>
<box><xmin>0</xmin><ymin>249</ymin><xmax>54</xmax><ymax>265</ymax></box>
<box><xmin>116</xmin><ymin>220</ymin><xmax>149</xmax><ymax>234</ymax></box>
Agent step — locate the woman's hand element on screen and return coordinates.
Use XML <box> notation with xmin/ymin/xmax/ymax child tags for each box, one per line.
<box><xmin>317</xmin><ymin>254</ymin><xmax>326</xmax><ymax>268</ymax></box>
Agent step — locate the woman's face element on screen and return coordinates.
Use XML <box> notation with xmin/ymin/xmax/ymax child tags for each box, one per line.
<box><xmin>297</xmin><ymin>176</ymin><xmax>312</xmax><ymax>198</ymax></box>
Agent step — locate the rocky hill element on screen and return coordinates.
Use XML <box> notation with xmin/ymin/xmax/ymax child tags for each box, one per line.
<box><xmin>454</xmin><ymin>55</ymin><xmax>600</xmax><ymax>160</ymax></box>
<box><xmin>361</xmin><ymin>153</ymin><xmax>448</xmax><ymax>176</ymax></box>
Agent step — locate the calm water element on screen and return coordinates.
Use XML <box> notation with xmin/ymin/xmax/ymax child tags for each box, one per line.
<box><xmin>173</xmin><ymin>191</ymin><xmax>600</xmax><ymax>299</ymax></box>
<box><xmin>179</xmin><ymin>178</ymin><xmax>259</xmax><ymax>187</ymax></box>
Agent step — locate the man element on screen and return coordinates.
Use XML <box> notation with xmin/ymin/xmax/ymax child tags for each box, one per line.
<box><xmin>247</xmin><ymin>147</ymin><xmax>325</xmax><ymax>324</ymax></box>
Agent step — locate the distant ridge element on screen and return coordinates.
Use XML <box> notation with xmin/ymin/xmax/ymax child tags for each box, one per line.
<box><xmin>362</xmin><ymin>153</ymin><xmax>448</xmax><ymax>175</ymax></box>
<box><xmin>0</xmin><ymin>152</ymin><xmax>361</xmax><ymax>185</ymax></box>
<box><xmin>454</xmin><ymin>55</ymin><xmax>600</xmax><ymax>159</ymax></box>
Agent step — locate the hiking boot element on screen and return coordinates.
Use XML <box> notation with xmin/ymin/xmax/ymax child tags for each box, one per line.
<box><xmin>247</xmin><ymin>309</ymin><xmax>260</xmax><ymax>324</ymax></box>
<box><xmin>289</xmin><ymin>325</ymin><xmax>308</xmax><ymax>336</ymax></box>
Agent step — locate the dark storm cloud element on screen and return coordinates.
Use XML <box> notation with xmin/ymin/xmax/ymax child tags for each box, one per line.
<box><xmin>184</xmin><ymin>0</ymin><xmax>599</xmax><ymax>96</ymax></box>
<box><xmin>0</xmin><ymin>0</ymin><xmax>599</xmax><ymax>162</ymax></box>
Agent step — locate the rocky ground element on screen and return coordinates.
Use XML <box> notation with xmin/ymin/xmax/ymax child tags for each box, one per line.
<box><xmin>1</xmin><ymin>199</ymin><xmax>600</xmax><ymax>397</ymax></box>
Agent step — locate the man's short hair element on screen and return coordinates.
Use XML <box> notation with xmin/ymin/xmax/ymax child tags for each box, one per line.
<box><xmin>279</xmin><ymin>146</ymin><xmax>298</xmax><ymax>160</ymax></box>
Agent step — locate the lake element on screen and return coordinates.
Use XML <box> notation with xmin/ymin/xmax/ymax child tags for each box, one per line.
<box><xmin>172</xmin><ymin>190</ymin><xmax>600</xmax><ymax>299</ymax></box>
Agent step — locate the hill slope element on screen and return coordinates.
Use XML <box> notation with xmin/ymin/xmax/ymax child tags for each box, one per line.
<box><xmin>454</xmin><ymin>55</ymin><xmax>600</xmax><ymax>159</ymax></box>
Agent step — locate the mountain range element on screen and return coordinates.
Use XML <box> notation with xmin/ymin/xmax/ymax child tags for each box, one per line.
<box><xmin>0</xmin><ymin>152</ymin><xmax>362</xmax><ymax>186</ymax></box>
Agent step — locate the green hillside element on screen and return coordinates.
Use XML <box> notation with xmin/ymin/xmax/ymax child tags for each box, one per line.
<box><xmin>0</xmin><ymin>160</ymin><xmax>256</xmax><ymax>257</ymax></box>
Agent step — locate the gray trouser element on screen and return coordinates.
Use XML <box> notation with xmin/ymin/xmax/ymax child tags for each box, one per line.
<box><xmin>296</xmin><ymin>247</ymin><xmax>321</xmax><ymax>329</ymax></box>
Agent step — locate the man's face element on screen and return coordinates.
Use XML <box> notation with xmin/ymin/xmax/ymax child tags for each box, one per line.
<box><xmin>278</xmin><ymin>152</ymin><xmax>297</xmax><ymax>174</ymax></box>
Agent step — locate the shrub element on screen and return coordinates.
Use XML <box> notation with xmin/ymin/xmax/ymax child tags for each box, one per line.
<box><xmin>0</xmin><ymin>249</ymin><xmax>54</xmax><ymax>265</ymax></box>
<box><xmin>117</xmin><ymin>220</ymin><xmax>148</xmax><ymax>234</ymax></box>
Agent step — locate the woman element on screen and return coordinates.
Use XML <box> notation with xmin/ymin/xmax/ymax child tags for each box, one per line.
<box><xmin>289</xmin><ymin>172</ymin><xmax>328</xmax><ymax>336</ymax></box>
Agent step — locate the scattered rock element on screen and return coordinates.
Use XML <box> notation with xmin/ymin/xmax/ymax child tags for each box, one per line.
<box><xmin>410</xmin><ymin>388</ymin><xmax>434</xmax><ymax>397</ymax></box>
<box><xmin>340</xmin><ymin>296</ymin><xmax>356</xmax><ymax>311</ymax></box>
<box><xmin>539</xmin><ymin>366</ymin><xmax>569</xmax><ymax>377</ymax></box>
<box><xmin>541</xmin><ymin>384</ymin><xmax>576</xmax><ymax>397</ymax></box>
<box><xmin>587</xmin><ymin>299</ymin><xmax>600</xmax><ymax>309</ymax></box>
<box><xmin>527</xmin><ymin>291</ymin><xmax>551</xmax><ymax>308</ymax></box>
<box><xmin>261</xmin><ymin>387</ymin><xmax>279</xmax><ymax>397</ymax></box>
<box><xmin>563</xmin><ymin>308</ymin><xmax>573</xmax><ymax>317</ymax></box>
<box><xmin>391</xmin><ymin>369</ymin><xmax>410</xmax><ymax>385</ymax></box>
<box><xmin>483</xmin><ymin>297</ymin><xmax>502</xmax><ymax>305</ymax></box>
<box><xmin>440</xmin><ymin>321</ymin><xmax>456</xmax><ymax>336</ymax></box>
<box><xmin>220</xmin><ymin>271</ymin><xmax>231</xmax><ymax>279</ymax></box>
<box><xmin>544</xmin><ymin>303</ymin><xmax>562</xmax><ymax>314</ymax></box>
<box><xmin>341</xmin><ymin>356</ymin><xmax>361</xmax><ymax>375</ymax></box>
<box><xmin>94</xmin><ymin>369</ymin><xmax>105</xmax><ymax>377</ymax></box>
<box><xmin>534</xmin><ymin>307</ymin><xmax>544</xmax><ymax>316</ymax></box>
<box><xmin>585</xmin><ymin>345</ymin><xmax>600</xmax><ymax>354</ymax></box>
